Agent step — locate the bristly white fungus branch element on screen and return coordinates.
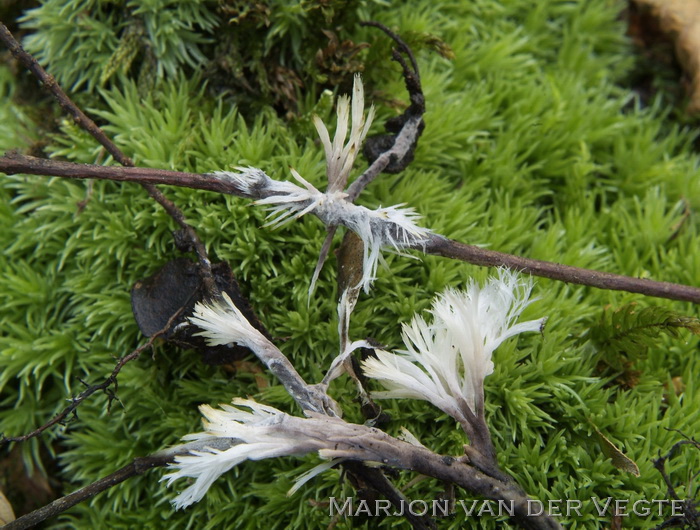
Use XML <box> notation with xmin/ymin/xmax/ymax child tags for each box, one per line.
<box><xmin>162</xmin><ymin>399</ymin><xmax>327</xmax><ymax>509</ymax></box>
<box><xmin>162</xmin><ymin>398</ymin><xmax>430</xmax><ymax>510</ymax></box>
<box><xmin>314</xmin><ymin>74</ymin><xmax>376</xmax><ymax>193</ymax></box>
<box><xmin>161</xmin><ymin>399</ymin><xmax>563</xmax><ymax>529</ymax></box>
<box><xmin>211</xmin><ymin>74</ymin><xmax>428</xmax><ymax>293</ymax></box>
<box><xmin>189</xmin><ymin>293</ymin><xmax>340</xmax><ymax>416</ymax></box>
<box><xmin>213</xmin><ymin>167</ymin><xmax>430</xmax><ymax>292</ymax></box>
<box><xmin>362</xmin><ymin>270</ymin><xmax>546</xmax><ymax>429</ymax></box>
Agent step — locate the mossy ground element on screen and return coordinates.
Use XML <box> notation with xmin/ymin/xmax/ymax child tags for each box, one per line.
<box><xmin>1</xmin><ymin>1</ymin><xmax>699</xmax><ymax>528</ymax></box>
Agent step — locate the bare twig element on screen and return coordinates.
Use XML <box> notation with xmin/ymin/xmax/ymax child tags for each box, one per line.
<box><xmin>342</xmin><ymin>461</ymin><xmax>436</xmax><ymax>530</ymax></box>
<box><xmin>0</xmin><ymin>22</ymin><xmax>216</xmax><ymax>295</ymax></box>
<box><xmin>0</xmin><ymin>152</ymin><xmax>237</xmax><ymax>193</ymax></box>
<box><xmin>422</xmin><ymin>235</ymin><xmax>700</xmax><ymax>303</ymax></box>
<box><xmin>653</xmin><ymin>431</ymin><xmax>700</xmax><ymax>529</ymax></box>
<box><xmin>1</xmin><ymin>438</ymin><xmax>238</xmax><ymax>530</ymax></box>
<box><xmin>0</xmin><ymin>308</ymin><xmax>184</xmax><ymax>447</ymax></box>
<box><xmin>3</xmin><ymin>153</ymin><xmax>700</xmax><ymax>304</ymax></box>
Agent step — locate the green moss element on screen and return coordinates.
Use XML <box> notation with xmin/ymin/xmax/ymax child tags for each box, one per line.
<box><xmin>2</xmin><ymin>0</ymin><xmax>700</xmax><ymax>528</ymax></box>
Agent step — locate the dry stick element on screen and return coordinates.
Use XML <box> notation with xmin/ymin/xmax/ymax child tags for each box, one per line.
<box><xmin>423</xmin><ymin>235</ymin><xmax>700</xmax><ymax>303</ymax></box>
<box><xmin>341</xmin><ymin>461</ymin><xmax>436</xmax><ymax>530</ymax></box>
<box><xmin>0</xmin><ymin>153</ymin><xmax>234</xmax><ymax>193</ymax></box>
<box><xmin>0</xmin><ymin>22</ymin><xmax>216</xmax><ymax>295</ymax></box>
<box><xmin>2</xmin><ymin>455</ymin><xmax>172</xmax><ymax>530</ymax></box>
<box><xmin>652</xmin><ymin>432</ymin><xmax>700</xmax><ymax>528</ymax></box>
<box><xmin>0</xmin><ymin>308</ymin><xmax>184</xmax><ymax>447</ymax></box>
<box><xmin>348</xmin><ymin>20</ymin><xmax>425</xmax><ymax>201</ymax></box>
<box><xmin>3</xmin><ymin>153</ymin><xmax>700</xmax><ymax>304</ymax></box>
<box><xmin>2</xmin><ymin>438</ymin><xmax>238</xmax><ymax>530</ymax></box>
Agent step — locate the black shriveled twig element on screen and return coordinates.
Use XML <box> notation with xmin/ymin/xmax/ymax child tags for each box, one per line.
<box><xmin>353</xmin><ymin>20</ymin><xmax>425</xmax><ymax>187</ymax></box>
<box><xmin>1</xmin><ymin>438</ymin><xmax>238</xmax><ymax>530</ymax></box>
<box><xmin>653</xmin><ymin>430</ymin><xmax>700</xmax><ymax>529</ymax></box>
<box><xmin>0</xmin><ymin>21</ymin><xmax>217</xmax><ymax>296</ymax></box>
<box><xmin>0</xmin><ymin>308</ymin><xmax>184</xmax><ymax>447</ymax></box>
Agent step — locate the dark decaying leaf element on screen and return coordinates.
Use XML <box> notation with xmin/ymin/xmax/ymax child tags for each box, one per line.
<box><xmin>131</xmin><ymin>258</ymin><xmax>266</xmax><ymax>365</ymax></box>
<box><xmin>0</xmin><ymin>447</ymin><xmax>54</xmax><ymax>518</ymax></box>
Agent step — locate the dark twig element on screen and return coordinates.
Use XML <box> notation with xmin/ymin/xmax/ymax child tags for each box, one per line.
<box><xmin>1</xmin><ymin>438</ymin><xmax>238</xmax><ymax>530</ymax></box>
<box><xmin>2</xmin><ymin>153</ymin><xmax>700</xmax><ymax>304</ymax></box>
<box><xmin>0</xmin><ymin>22</ymin><xmax>216</xmax><ymax>295</ymax></box>
<box><xmin>350</xmin><ymin>20</ymin><xmax>425</xmax><ymax>197</ymax></box>
<box><xmin>0</xmin><ymin>153</ymin><xmax>239</xmax><ymax>193</ymax></box>
<box><xmin>0</xmin><ymin>309</ymin><xmax>184</xmax><ymax>447</ymax></box>
<box><xmin>361</xmin><ymin>21</ymin><xmax>420</xmax><ymax>81</ymax></box>
<box><xmin>2</xmin><ymin>455</ymin><xmax>171</xmax><ymax>530</ymax></box>
<box><xmin>653</xmin><ymin>431</ymin><xmax>700</xmax><ymax>529</ymax></box>
<box><xmin>342</xmin><ymin>462</ymin><xmax>436</xmax><ymax>530</ymax></box>
<box><xmin>423</xmin><ymin>235</ymin><xmax>700</xmax><ymax>303</ymax></box>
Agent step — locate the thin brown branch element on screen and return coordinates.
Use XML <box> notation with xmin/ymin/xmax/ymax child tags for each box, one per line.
<box><xmin>652</xmin><ymin>431</ymin><xmax>700</xmax><ymax>528</ymax></box>
<box><xmin>423</xmin><ymin>235</ymin><xmax>700</xmax><ymax>303</ymax></box>
<box><xmin>361</xmin><ymin>21</ymin><xmax>421</xmax><ymax>81</ymax></box>
<box><xmin>0</xmin><ymin>308</ymin><xmax>184</xmax><ymax>447</ymax></box>
<box><xmin>0</xmin><ymin>152</ymin><xmax>234</xmax><ymax>193</ymax></box>
<box><xmin>2</xmin><ymin>455</ymin><xmax>170</xmax><ymax>530</ymax></box>
<box><xmin>0</xmin><ymin>21</ymin><xmax>216</xmax><ymax>294</ymax></box>
<box><xmin>342</xmin><ymin>462</ymin><xmax>436</xmax><ymax>530</ymax></box>
<box><xmin>3</xmin><ymin>153</ymin><xmax>700</xmax><ymax>304</ymax></box>
<box><xmin>1</xmin><ymin>439</ymin><xmax>237</xmax><ymax>530</ymax></box>
<box><xmin>350</xmin><ymin>21</ymin><xmax>425</xmax><ymax>198</ymax></box>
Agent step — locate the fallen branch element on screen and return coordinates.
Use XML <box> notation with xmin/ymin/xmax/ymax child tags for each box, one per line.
<box><xmin>652</xmin><ymin>431</ymin><xmax>700</xmax><ymax>528</ymax></box>
<box><xmin>1</xmin><ymin>438</ymin><xmax>237</xmax><ymax>530</ymax></box>
<box><xmin>0</xmin><ymin>307</ymin><xmax>185</xmax><ymax>447</ymax></box>
<box><xmin>3</xmin><ymin>152</ymin><xmax>699</xmax><ymax>303</ymax></box>
<box><xmin>0</xmin><ymin>21</ymin><xmax>217</xmax><ymax>295</ymax></box>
